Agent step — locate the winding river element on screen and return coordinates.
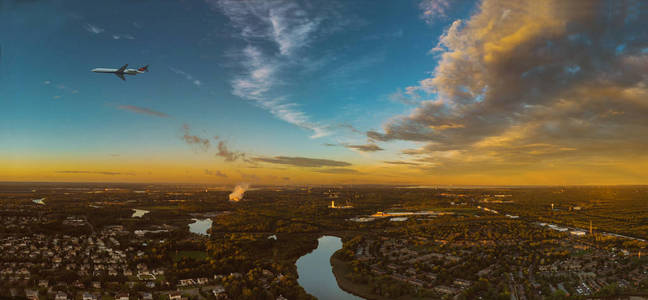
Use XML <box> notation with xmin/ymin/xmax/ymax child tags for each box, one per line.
<box><xmin>296</xmin><ymin>236</ymin><xmax>362</xmax><ymax>300</ymax></box>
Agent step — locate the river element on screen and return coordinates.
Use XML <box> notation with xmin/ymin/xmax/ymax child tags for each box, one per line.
<box><xmin>296</xmin><ymin>236</ymin><xmax>362</xmax><ymax>300</ymax></box>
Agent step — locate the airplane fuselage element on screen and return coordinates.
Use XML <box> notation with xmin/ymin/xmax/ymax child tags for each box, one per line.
<box><xmin>91</xmin><ymin>68</ymin><xmax>143</xmax><ymax>75</ymax></box>
<box><xmin>92</xmin><ymin>64</ymin><xmax>148</xmax><ymax>80</ymax></box>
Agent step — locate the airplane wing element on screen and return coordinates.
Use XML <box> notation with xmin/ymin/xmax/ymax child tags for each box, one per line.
<box><xmin>115</xmin><ymin>73</ymin><xmax>126</xmax><ymax>81</ymax></box>
<box><xmin>117</xmin><ymin>64</ymin><xmax>128</xmax><ymax>73</ymax></box>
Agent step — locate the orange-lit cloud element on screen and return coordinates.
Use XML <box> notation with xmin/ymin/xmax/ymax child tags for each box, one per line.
<box><xmin>368</xmin><ymin>0</ymin><xmax>648</xmax><ymax>182</ymax></box>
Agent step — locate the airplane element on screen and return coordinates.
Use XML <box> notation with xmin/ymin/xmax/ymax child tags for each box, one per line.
<box><xmin>91</xmin><ymin>64</ymin><xmax>148</xmax><ymax>81</ymax></box>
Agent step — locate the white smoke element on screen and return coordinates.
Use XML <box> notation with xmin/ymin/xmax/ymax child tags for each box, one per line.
<box><xmin>228</xmin><ymin>183</ymin><xmax>249</xmax><ymax>202</ymax></box>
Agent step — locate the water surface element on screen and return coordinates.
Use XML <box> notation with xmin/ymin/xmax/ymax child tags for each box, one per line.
<box><xmin>131</xmin><ymin>209</ymin><xmax>149</xmax><ymax>218</ymax></box>
<box><xmin>296</xmin><ymin>236</ymin><xmax>362</xmax><ymax>300</ymax></box>
<box><xmin>189</xmin><ymin>218</ymin><xmax>212</xmax><ymax>236</ymax></box>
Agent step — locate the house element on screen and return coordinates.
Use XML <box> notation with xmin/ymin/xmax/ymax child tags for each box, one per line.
<box><xmin>82</xmin><ymin>292</ymin><xmax>97</xmax><ymax>300</ymax></box>
<box><xmin>212</xmin><ymin>285</ymin><xmax>225</xmax><ymax>295</ymax></box>
<box><xmin>115</xmin><ymin>293</ymin><xmax>129</xmax><ymax>300</ymax></box>
<box><xmin>453</xmin><ymin>279</ymin><xmax>472</xmax><ymax>288</ymax></box>
<box><xmin>24</xmin><ymin>289</ymin><xmax>38</xmax><ymax>300</ymax></box>
<box><xmin>434</xmin><ymin>285</ymin><xmax>458</xmax><ymax>295</ymax></box>
<box><xmin>140</xmin><ymin>292</ymin><xmax>153</xmax><ymax>300</ymax></box>
<box><xmin>54</xmin><ymin>291</ymin><xmax>68</xmax><ymax>300</ymax></box>
<box><xmin>168</xmin><ymin>291</ymin><xmax>182</xmax><ymax>300</ymax></box>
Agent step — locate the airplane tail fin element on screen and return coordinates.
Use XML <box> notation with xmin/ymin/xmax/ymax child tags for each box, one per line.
<box><xmin>138</xmin><ymin>65</ymin><xmax>149</xmax><ymax>72</ymax></box>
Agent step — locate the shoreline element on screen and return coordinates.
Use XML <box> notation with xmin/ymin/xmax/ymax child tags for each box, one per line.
<box><xmin>330</xmin><ymin>252</ymin><xmax>431</xmax><ymax>300</ymax></box>
<box><xmin>329</xmin><ymin>253</ymin><xmax>384</xmax><ymax>300</ymax></box>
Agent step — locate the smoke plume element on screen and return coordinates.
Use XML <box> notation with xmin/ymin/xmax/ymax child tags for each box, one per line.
<box><xmin>228</xmin><ymin>183</ymin><xmax>249</xmax><ymax>202</ymax></box>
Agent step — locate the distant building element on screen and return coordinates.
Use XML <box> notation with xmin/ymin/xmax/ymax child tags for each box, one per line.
<box><xmin>329</xmin><ymin>200</ymin><xmax>352</xmax><ymax>209</ymax></box>
<box><xmin>570</xmin><ymin>230</ymin><xmax>587</xmax><ymax>237</ymax></box>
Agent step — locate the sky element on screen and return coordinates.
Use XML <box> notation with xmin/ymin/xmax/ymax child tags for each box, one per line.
<box><xmin>1</xmin><ymin>0</ymin><xmax>647</xmax><ymax>186</ymax></box>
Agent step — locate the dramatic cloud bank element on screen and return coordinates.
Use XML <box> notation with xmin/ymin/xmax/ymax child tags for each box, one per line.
<box><xmin>370</xmin><ymin>0</ymin><xmax>648</xmax><ymax>176</ymax></box>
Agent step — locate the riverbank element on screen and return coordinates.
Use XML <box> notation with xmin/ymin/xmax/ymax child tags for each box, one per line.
<box><xmin>330</xmin><ymin>253</ymin><xmax>430</xmax><ymax>300</ymax></box>
<box><xmin>330</xmin><ymin>254</ymin><xmax>378</xmax><ymax>300</ymax></box>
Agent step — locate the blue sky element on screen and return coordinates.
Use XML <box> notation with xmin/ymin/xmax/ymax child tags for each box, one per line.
<box><xmin>1</xmin><ymin>0</ymin><xmax>454</xmax><ymax>154</ymax></box>
<box><xmin>3</xmin><ymin>0</ymin><xmax>647</xmax><ymax>185</ymax></box>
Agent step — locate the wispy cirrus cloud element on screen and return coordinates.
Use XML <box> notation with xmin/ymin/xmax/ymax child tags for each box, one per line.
<box><xmin>56</xmin><ymin>170</ymin><xmax>134</xmax><ymax>176</ymax></box>
<box><xmin>181</xmin><ymin>124</ymin><xmax>211</xmax><ymax>152</ymax></box>
<box><xmin>383</xmin><ymin>160</ymin><xmax>420</xmax><ymax>166</ymax></box>
<box><xmin>112</xmin><ymin>34</ymin><xmax>135</xmax><ymax>40</ymax></box>
<box><xmin>43</xmin><ymin>80</ymin><xmax>79</xmax><ymax>99</ymax></box>
<box><xmin>83</xmin><ymin>23</ymin><xmax>136</xmax><ymax>40</ymax></box>
<box><xmin>314</xmin><ymin>168</ymin><xmax>361</xmax><ymax>174</ymax></box>
<box><xmin>170</xmin><ymin>67</ymin><xmax>202</xmax><ymax>87</ymax></box>
<box><xmin>209</xmin><ymin>0</ymin><xmax>333</xmax><ymax>138</ymax></box>
<box><xmin>83</xmin><ymin>23</ymin><xmax>104</xmax><ymax>34</ymax></box>
<box><xmin>216</xmin><ymin>140</ymin><xmax>247</xmax><ymax>162</ymax></box>
<box><xmin>117</xmin><ymin>105</ymin><xmax>170</xmax><ymax>118</ymax></box>
<box><xmin>205</xmin><ymin>169</ymin><xmax>228</xmax><ymax>178</ymax></box>
<box><xmin>252</xmin><ymin>156</ymin><xmax>351</xmax><ymax>168</ymax></box>
<box><xmin>419</xmin><ymin>0</ymin><xmax>451</xmax><ymax>23</ymax></box>
<box><xmin>344</xmin><ymin>143</ymin><xmax>384</xmax><ymax>152</ymax></box>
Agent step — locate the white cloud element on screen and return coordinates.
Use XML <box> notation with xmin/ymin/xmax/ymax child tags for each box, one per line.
<box><xmin>112</xmin><ymin>34</ymin><xmax>135</xmax><ymax>40</ymax></box>
<box><xmin>169</xmin><ymin>67</ymin><xmax>203</xmax><ymax>88</ymax></box>
<box><xmin>211</xmin><ymin>0</ymin><xmax>321</xmax><ymax>56</ymax></box>
<box><xmin>267</xmin><ymin>3</ymin><xmax>320</xmax><ymax>56</ymax></box>
<box><xmin>231</xmin><ymin>46</ymin><xmax>330</xmax><ymax>138</ymax></box>
<box><xmin>212</xmin><ymin>0</ymin><xmax>332</xmax><ymax>138</ymax></box>
<box><xmin>84</xmin><ymin>23</ymin><xmax>104</xmax><ymax>34</ymax></box>
<box><xmin>419</xmin><ymin>0</ymin><xmax>451</xmax><ymax>23</ymax></box>
<box><xmin>370</xmin><ymin>0</ymin><xmax>648</xmax><ymax>173</ymax></box>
